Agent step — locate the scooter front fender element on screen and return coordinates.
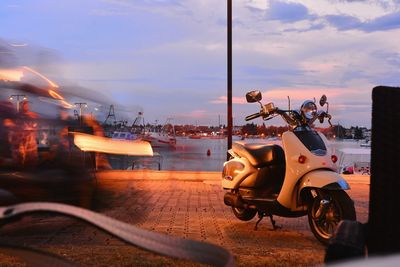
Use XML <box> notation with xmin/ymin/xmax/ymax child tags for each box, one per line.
<box><xmin>298</xmin><ymin>170</ymin><xmax>350</xmax><ymax>193</ymax></box>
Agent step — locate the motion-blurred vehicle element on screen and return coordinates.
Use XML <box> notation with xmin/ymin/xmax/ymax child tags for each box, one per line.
<box><xmin>0</xmin><ymin>79</ymin><xmax>97</xmax><ymax>208</ymax></box>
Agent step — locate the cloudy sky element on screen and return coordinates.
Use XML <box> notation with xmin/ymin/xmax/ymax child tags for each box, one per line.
<box><xmin>1</xmin><ymin>0</ymin><xmax>400</xmax><ymax>127</ymax></box>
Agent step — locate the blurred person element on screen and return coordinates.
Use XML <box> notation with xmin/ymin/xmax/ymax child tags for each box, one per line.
<box><xmin>50</xmin><ymin>106</ymin><xmax>71</xmax><ymax>154</ymax></box>
<box><xmin>57</xmin><ymin>107</ymin><xmax>72</xmax><ymax>149</ymax></box>
<box><xmin>82</xmin><ymin>114</ymin><xmax>112</xmax><ymax>170</ymax></box>
<box><xmin>40</xmin><ymin>106</ymin><xmax>74</xmax><ymax>169</ymax></box>
<box><xmin>37</xmin><ymin>107</ymin><xmax>96</xmax><ymax>209</ymax></box>
<box><xmin>0</xmin><ymin>101</ymin><xmax>16</xmax><ymax>168</ymax></box>
<box><xmin>8</xmin><ymin>101</ymin><xmax>39</xmax><ymax>169</ymax></box>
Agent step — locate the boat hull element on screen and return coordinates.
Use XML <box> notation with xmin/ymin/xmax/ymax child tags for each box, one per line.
<box><xmin>144</xmin><ymin>134</ymin><xmax>176</xmax><ymax>149</ymax></box>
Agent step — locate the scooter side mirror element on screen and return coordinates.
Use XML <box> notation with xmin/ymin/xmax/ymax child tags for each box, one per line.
<box><xmin>246</xmin><ymin>90</ymin><xmax>262</xmax><ymax>103</ymax></box>
<box><xmin>319</xmin><ymin>95</ymin><xmax>327</xmax><ymax>107</ymax></box>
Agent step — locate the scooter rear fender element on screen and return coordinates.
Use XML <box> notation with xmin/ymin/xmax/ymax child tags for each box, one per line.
<box><xmin>222</xmin><ymin>157</ymin><xmax>257</xmax><ymax>189</ymax></box>
<box><xmin>298</xmin><ymin>169</ymin><xmax>350</xmax><ymax>193</ymax></box>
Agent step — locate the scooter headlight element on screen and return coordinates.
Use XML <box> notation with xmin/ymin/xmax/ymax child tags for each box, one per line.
<box><xmin>222</xmin><ymin>161</ymin><xmax>244</xmax><ymax>181</ymax></box>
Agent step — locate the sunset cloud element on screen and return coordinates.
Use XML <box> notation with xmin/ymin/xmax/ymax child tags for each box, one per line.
<box><xmin>172</xmin><ymin>109</ymin><xmax>208</xmax><ymax>121</ymax></box>
<box><xmin>1</xmin><ymin>0</ymin><xmax>399</xmax><ymax>127</ymax></box>
<box><xmin>265</xmin><ymin>1</ymin><xmax>315</xmax><ymax>23</ymax></box>
<box><xmin>211</xmin><ymin>87</ymin><xmax>363</xmax><ymax>105</ymax></box>
<box><xmin>210</xmin><ymin>96</ymin><xmax>247</xmax><ymax>105</ymax></box>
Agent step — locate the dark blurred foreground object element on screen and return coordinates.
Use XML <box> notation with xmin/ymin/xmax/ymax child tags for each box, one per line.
<box><xmin>324</xmin><ymin>220</ymin><xmax>366</xmax><ymax>263</ymax></box>
<box><xmin>325</xmin><ymin>86</ymin><xmax>400</xmax><ymax>264</ymax></box>
<box><xmin>0</xmin><ymin>113</ymin><xmax>96</xmax><ymax>208</ymax></box>
<box><xmin>368</xmin><ymin>86</ymin><xmax>400</xmax><ymax>254</ymax></box>
<box><xmin>0</xmin><ymin>170</ymin><xmax>95</xmax><ymax>208</ymax></box>
<box><xmin>0</xmin><ymin>202</ymin><xmax>235</xmax><ymax>267</ymax></box>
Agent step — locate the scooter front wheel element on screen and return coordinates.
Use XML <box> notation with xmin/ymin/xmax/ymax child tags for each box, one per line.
<box><xmin>232</xmin><ymin>207</ymin><xmax>257</xmax><ymax>221</ymax></box>
<box><xmin>307</xmin><ymin>190</ymin><xmax>356</xmax><ymax>245</ymax></box>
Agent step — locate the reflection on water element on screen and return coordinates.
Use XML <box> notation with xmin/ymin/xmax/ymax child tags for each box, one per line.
<box><xmin>109</xmin><ymin>137</ymin><xmax>370</xmax><ymax>172</ymax></box>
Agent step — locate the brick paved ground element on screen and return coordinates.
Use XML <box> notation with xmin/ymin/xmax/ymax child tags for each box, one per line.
<box><xmin>0</xmin><ymin>176</ymin><xmax>369</xmax><ymax>266</ymax></box>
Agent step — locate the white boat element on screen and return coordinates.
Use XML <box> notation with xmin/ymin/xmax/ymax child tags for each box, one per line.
<box><xmin>143</xmin><ymin>119</ymin><xmax>177</xmax><ymax>149</ymax></box>
<box><xmin>111</xmin><ymin>131</ymin><xmax>142</xmax><ymax>141</ymax></box>
<box><xmin>110</xmin><ymin>112</ymin><xmax>146</xmax><ymax>141</ymax></box>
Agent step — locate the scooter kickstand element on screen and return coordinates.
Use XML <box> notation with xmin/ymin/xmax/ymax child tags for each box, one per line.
<box><xmin>268</xmin><ymin>214</ymin><xmax>281</xmax><ymax>230</ymax></box>
<box><xmin>254</xmin><ymin>212</ymin><xmax>265</xmax><ymax>231</ymax></box>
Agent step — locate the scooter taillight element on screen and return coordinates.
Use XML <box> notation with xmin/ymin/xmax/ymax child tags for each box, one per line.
<box><xmin>298</xmin><ymin>155</ymin><xmax>307</xmax><ymax>164</ymax></box>
<box><xmin>331</xmin><ymin>155</ymin><xmax>338</xmax><ymax>163</ymax></box>
<box><xmin>222</xmin><ymin>161</ymin><xmax>244</xmax><ymax>180</ymax></box>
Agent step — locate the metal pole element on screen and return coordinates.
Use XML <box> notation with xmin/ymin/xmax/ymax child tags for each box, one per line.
<box><xmin>74</xmin><ymin>102</ymin><xmax>87</xmax><ymax>125</ymax></box>
<box><xmin>9</xmin><ymin>94</ymin><xmax>27</xmax><ymax>113</ymax></box>
<box><xmin>227</xmin><ymin>0</ymin><xmax>233</xmax><ymax>159</ymax></box>
<box><xmin>16</xmin><ymin>98</ymin><xmax>20</xmax><ymax>113</ymax></box>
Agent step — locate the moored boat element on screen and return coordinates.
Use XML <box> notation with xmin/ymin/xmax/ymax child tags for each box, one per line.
<box><xmin>143</xmin><ymin>118</ymin><xmax>177</xmax><ymax>149</ymax></box>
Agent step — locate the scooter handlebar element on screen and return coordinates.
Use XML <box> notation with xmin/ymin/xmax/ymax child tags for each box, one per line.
<box><xmin>317</xmin><ymin>111</ymin><xmax>333</xmax><ymax>126</ymax></box>
<box><xmin>326</xmin><ymin>114</ymin><xmax>332</xmax><ymax>126</ymax></box>
<box><xmin>245</xmin><ymin>112</ymin><xmax>261</xmax><ymax>121</ymax></box>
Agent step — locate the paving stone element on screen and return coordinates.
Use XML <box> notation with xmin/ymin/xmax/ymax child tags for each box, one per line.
<box><xmin>0</xmin><ymin>179</ymin><xmax>368</xmax><ymax>266</ymax></box>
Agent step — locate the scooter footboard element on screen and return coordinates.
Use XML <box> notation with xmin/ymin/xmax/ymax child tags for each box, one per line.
<box><xmin>298</xmin><ymin>170</ymin><xmax>350</xmax><ymax>193</ymax></box>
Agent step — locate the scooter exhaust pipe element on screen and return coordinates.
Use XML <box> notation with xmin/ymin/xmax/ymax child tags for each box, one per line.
<box><xmin>224</xmin><ymin>192</ymin><xmax>246</xmax><ymax>208</ymax></box>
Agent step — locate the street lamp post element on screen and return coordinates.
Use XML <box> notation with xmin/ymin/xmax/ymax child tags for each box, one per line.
<box><xmin>9</xmin><ymin>94</ymin><xmax>27</xmax><ymax>112</ymax></box>
<box><xmin>74</xmin><ymin>102</ymin><xmax>88</xmax><ymax>117</ymax></box>
<box><xmin>227</xmin><ymin>0</ymin><xmax>233</xmax><ymax>160</ymax></box>
<box><xmin>74</xmin><ymin>102</ymin><xmax>88</xmax><ymax>124</ymax></box>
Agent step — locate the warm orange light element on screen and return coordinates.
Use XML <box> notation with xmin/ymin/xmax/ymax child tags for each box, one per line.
<box><xmin>47</xmin><ymin>89</ymin><xmax>74</xmax><ymax>108</ymax></box>
<box><xmin>23</xmin><ymin>66</ymin><xmax>59</xmax><ymax>88</ymax></box>
<box><xmin>0</xmin><ymin>68</ymin><xmax>24</xmax><ymax>81</ymax></box>
<box><xmin>48</xmin><ymin>89</ymin><xmax>64</xmax><ymax>100</ymax></box>
<box><xmin>298</xmin><ymin>155</ymin><xmax>307</xmax><ymax>164</ymax></box>
<box><xmin>73</xmin><ymin>132</ymin><xmax>153</xmax><ymax>156</ymax></box>
<box><xmin>331</xmin><ymin>155</ymin><xmax>338</xmax><ymax>163</ymax></box>
<box><xmin>60</xmin><ymin>100</ymin><xmax>74</xmax><ymax>109</ymax></box>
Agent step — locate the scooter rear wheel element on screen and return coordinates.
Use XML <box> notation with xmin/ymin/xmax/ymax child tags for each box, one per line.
<box><xmin>308</xmin><ymin>190</ymin><xmax>356</xmax><ymax>245</ymax></box>
<box><xmin>232</xmin><ymin>207</ymin><xmax>257</xmax><ymax>221</ymax></box>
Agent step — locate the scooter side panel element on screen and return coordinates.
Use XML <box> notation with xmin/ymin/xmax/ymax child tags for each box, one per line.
<box><xmin>277</xmin><ymin>131</ymin><xmax>338</xmax><ymax>209</ymax></box>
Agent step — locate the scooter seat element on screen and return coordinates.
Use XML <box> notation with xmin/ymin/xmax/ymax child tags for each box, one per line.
<box><xmin>232</xmin><ymin>142</ymin><xmax>285</xmax><ymax>168</ymax></box>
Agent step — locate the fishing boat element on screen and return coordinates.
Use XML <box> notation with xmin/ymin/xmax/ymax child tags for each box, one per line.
<box><xmin>111</xmin><ymin>131</ymin><xmax>141</xmax><ymax>141</ymax></box>
<box><xmin>189</xmin><ymin>134</ymin><xmax>202</xmax><ymax>139</ymax></box>
<box><xmin>108</xmin><ymin>112</ymin><xmax>146</xmax><ymax>142</ymax></box>
<box><xmin>143</xmin><ymin>118</ymin><xmax>177</xmax><ymax>149</ymax></box>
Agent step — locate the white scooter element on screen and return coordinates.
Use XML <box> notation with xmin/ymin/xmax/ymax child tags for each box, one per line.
<box><xmin>222</xmin><ymin>91</ymin><xmax>356</xmax><ymax>244</ymax></box>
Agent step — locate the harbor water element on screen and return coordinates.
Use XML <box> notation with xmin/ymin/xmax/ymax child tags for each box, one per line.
<box><xmin>108</xmin><ymin>137</ymin><xmax>370</xmax><ymax>172</ymax></box>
